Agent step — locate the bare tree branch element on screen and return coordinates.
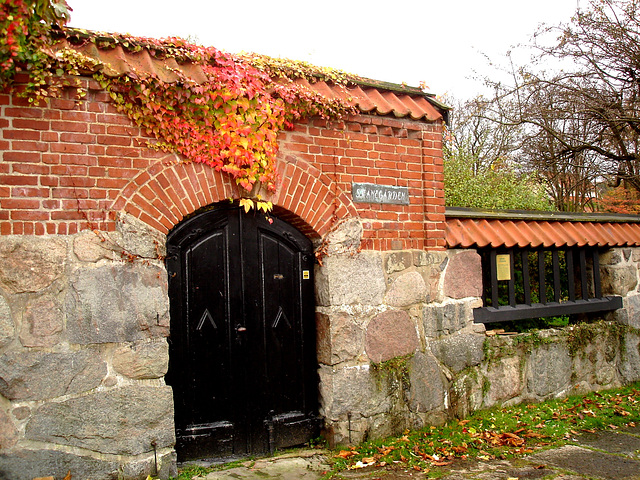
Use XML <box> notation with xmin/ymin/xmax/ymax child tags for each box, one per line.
<box><xmin>478</xmin><ymin>0</ymin><xmax>640</xmax><ymax>210</ymax></box>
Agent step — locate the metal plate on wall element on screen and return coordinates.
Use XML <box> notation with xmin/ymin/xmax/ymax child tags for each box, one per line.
<box><xmin>352</xmin><ymin>183</ymin><xmax>410</xmax><ymax>205</ymax></box>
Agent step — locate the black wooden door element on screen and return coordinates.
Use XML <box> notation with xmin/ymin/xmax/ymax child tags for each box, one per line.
<box><xmin>166</xmin><ymin>205</ymin><xmax>318</xmax><ymax>461</ymax></box>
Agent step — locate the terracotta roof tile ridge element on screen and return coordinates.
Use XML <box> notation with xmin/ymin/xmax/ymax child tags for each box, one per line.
<box><xmin>445</xmin><ymin>213</ymin><xmax>640</xmax><ymax>249</ymax></box>
<box><xmin>513</xmin><ymin>220</ymin><xmax>544</xmax><ymax>248</ymax></box>
<box><xmin>55</xmin><ymin>27</ymin><xmax>446</xmax><ymax>122</ymax></box>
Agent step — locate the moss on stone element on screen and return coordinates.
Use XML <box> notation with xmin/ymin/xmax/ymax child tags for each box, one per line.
<box><xmin>371</xmin><ymin>353</ymin><xmax>413</xmax><ymax>391</ymax></box>
<box><xmin>481</xmin><ymin>376</ymin><xmax>491</xmax><ymax>398</ymax></box>
<box><xmin>565</xmin><ymin>321</ymin><xmax>628</xmax><ymax>358</ymax></box>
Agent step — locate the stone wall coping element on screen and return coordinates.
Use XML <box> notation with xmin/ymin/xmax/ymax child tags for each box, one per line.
<box><xmin>446</xmin><ymin>206</ymin><xmax>640</xmax><ymax>224</ymax></box>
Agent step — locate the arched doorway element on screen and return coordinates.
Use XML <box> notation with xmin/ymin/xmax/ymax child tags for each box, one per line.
<box><xmin>165</xmin><ymin>204</ymin><xmax>319</xmax><ymax>461</ymax></box>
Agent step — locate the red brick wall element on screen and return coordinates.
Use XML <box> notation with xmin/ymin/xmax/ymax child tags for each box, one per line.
<box><xmin>278</xmin><ymin>116</ymin><xmax>445</xmax><ymax>250</ymax></box>
<box><xmin>1</xmin><ymin>78</ymin><xmax>445</xmax><ymax>250</ymax></box>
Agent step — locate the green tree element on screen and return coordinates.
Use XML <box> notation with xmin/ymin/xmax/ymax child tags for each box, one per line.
<box><xmin>444</xmin><ymin>148</ymin><xmax>552</xmax><ymax>211</ymax></box>
<box><xmin>444</xmin><ymin>96</ymin><xmax>552</xmax><ymax>211</ymax></box>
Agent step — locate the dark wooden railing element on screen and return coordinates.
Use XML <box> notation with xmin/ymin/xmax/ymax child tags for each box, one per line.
<box><xmin>474</xmin><ymin>246</ymin><xmax>622</xmax><ymax>324</ymax></box>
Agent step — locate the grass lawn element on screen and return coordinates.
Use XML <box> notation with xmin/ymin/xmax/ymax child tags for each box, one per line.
<box><xmin>172</xmin><ymin>381</ymin><xmax>640</xmax><ymax>479</ymax></box>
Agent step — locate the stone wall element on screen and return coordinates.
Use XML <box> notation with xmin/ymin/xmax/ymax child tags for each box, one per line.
<box><xmin>316</xmin><ymin>238</ymin><xmax>640</xmax><ymax>446</ymax></box>
<box><xmin>602</xmin><ymin>248</ymin><xmax>640</xmax><ymax>330</ymax></box>
<box><xmin>2</xmin><ymin>74</ymin><xmax>640</xmax><ymax>477</ymax></box>
<box><xmin>315</xmin><ymin>225</ymin><xmax>485</xmax><ymax>444</ymax></box>
<box><xmin>0</xmin><ymin>215</ymin><xmax>176</xmax><ymax>480</ymax></box>
<box><xmin>3</xmin><ymin>213</ymin><xmax>640</xmax><ymax>478</ymax></box>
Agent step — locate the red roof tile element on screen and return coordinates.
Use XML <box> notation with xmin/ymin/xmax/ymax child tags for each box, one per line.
<box><xmin>446</xmin><ymin>209</ymin><xmax>640</xmax><ymax>249</ymax></box>
<box><xmin>55</xmin><ymin>36</ymin><xmax>445</xmax><ymax>122</ymax></box>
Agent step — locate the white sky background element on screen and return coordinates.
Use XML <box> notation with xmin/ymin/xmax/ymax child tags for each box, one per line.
<box><xmin>67</xmin><ymin>0</ymin><xmax>581</xmax><ymax>101</ymax></box>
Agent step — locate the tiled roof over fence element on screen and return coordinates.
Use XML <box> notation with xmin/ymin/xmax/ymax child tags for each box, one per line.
<box><xmin>55</xmin><ymin>36</ymin><xmax>445</xmax><ymax>122</ymax></box>
<box><xmin>446</xmin><ymin>208</ymin><xmax>640</xmax><ymax>249</ymax></box>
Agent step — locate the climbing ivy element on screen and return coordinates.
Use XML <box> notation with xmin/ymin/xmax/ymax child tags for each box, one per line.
<box><xmin>0</xmin><ymin>0</ymin><xmax>71</xmax><ymax>92</ymax></box>
<box><xmin>1</xmin><ymin>1</ymin><xmax>357</xmax><ymax>197</ymax></box>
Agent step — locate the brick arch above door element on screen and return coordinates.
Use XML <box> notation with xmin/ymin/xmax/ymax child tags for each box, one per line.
<box><xmin>112</xmin><ymin>153</ymin><xmax>358</xmax><ymax>238</ymax></box>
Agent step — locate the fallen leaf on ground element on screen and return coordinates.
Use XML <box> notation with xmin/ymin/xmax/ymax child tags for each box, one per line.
<box><xmin>336</xmin><ymin>450</ymin><xmax>357</xmax><ymax>458</ymax></box>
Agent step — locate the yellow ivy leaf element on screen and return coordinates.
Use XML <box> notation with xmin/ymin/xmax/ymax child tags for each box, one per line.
<box><xmin>257</xmin><ymin>200</ymin><xmax>273</xmax><ymax>213</ymax></box>
<box><xmin>239</xmin><ymin>198</ymin><xmax>254</xmax><ymax>213</ymax></box>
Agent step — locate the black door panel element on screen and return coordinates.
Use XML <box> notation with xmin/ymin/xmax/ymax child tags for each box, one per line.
<box><xmin>166</xmin><ymin>205</ymin><xmax>318</xmax><ymax>461</ymax></box>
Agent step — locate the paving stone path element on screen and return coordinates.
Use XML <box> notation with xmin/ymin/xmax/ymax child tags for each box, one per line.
<box><xmin>195</xmin><ymin>425</ymin><xmax>640</xmax><ymax>479</ymax></box>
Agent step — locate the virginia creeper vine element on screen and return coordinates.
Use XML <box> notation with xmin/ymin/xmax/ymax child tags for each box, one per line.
<box><xmin>1</xmin><ymin>1</ymin><xmax>358</xmax><ymax>198</ymax></box>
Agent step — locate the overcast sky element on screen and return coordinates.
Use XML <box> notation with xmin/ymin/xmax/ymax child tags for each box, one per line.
<box><xmin>67</xmin><ymin>0</ymin><xmax>580</xmax><ymax>100</ymax></box>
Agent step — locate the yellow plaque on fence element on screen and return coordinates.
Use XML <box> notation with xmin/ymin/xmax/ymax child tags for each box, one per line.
<box><xmin>496</xmin><ymin>254</ymin><xmax>511</xmax><ymax>281</ymax></box>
